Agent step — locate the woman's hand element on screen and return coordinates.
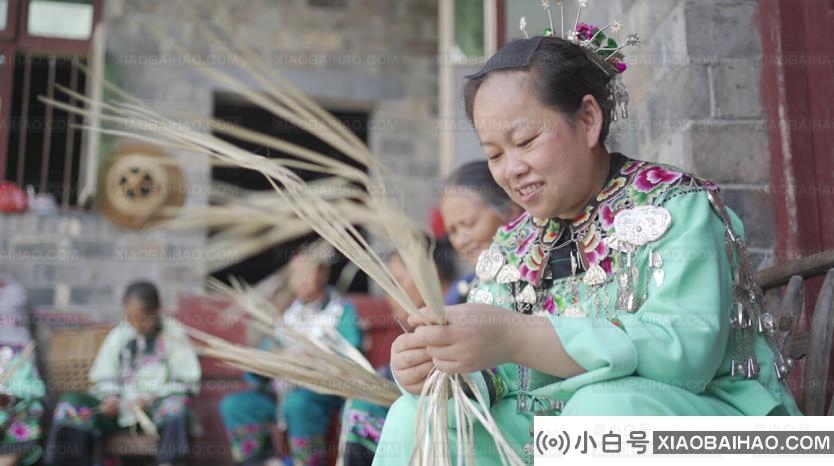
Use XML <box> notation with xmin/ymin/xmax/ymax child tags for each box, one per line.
<box><xmin>410</xmin><ymin>304</ymin><xmax>522</xmax><ymax>374</ymax></box>
<box><xmin>99</xmin><ymin>395</ymin><xmax>120</xmax><ymax>417</ymax></box>
<box><xmin>133</xmin><ymin>396</ymin><xmax>154</xmax><ymax>410</ymax></box>
<box><xmin>390</xmin><ymin>333</ymin><xmax>434</xmax><ymax>395</ymax></box>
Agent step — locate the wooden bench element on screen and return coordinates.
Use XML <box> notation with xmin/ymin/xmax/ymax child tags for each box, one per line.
<box><xmin>755</xmin><ymin>249</ymin><xmax>834</xmax><ymax>415</ymax></box>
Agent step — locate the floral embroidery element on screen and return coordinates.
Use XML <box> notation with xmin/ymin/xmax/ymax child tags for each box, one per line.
<box><xmin>582</xmin><ymin>225</ymin><xmax>608</xmax><ymax>266</ymax></box>
<box><xmin>634</xmin><ymin>166</ymin><xmax>683</xmax><ymax>193</ymax></box>
<box><xmin>490</xmin><ymin>156</ymin><xmax>710</xmax><ymax>289</ymax></box>
<box><xmin>345</xmin><ymin>408</ymin><xmax>385</xmax><ymax>446</ymax></box>
<box><xmin>542</xmin><ymin>295</ymin><xmax>556</xmax><ymax>314</ymax></box>
<box><xmin>290</xmin><ymin>436</ymin><xmax>326</xmax><ymax>466</ymax></box>
<box><xmin>599</xmin><ymin>203</ymin><xmax>617</xmax><ymax>229</ymax></box>
<box><xmin>10</xmin><ymin>422</ymin><xmax>32</xmax><ymax>441</ymax></box>
<box><xmin>598</xmin><ymin>176</ymin><xmax>626</xmax><ymax>201</ymax></box>
<box><xmin>52</xmin><ymin>401</ymin><xmax>97</xmax><ymax>431</ymax></box>
<box><xmin>152</xmin><ymin>394</ymin><xmax>187</xmax><ymax>424</ymax></box>
<box><xmin>228</xmin><ymin>423</ymin><xmax>272</xmax><ymax>462</ymax></box>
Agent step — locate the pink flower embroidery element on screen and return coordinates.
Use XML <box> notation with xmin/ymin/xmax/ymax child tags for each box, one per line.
<box><xmin>542</xmin><ymin>295</ymin><xmax>556</xmax><ymax>315</ymax></box>
<box><xmin>582</xmin><ymin>227</ymin><xmax>608</xmax><ymax>266</ymax></box>
<box><xmin>634</xmin><ymin>166</ymin><xmax>683</xmax><ymax>193</ymax></box>
<box><xmin>621</xmin><ymin>160</ymin><xmax>643</xmax><ymax>175</ymax></box>
<box><xmin>10</xmin><ymin>422</ymin><xmax>31</xmax><ymax>441</ymax></box>
<box><xmin>599</xmin><ymin>257</ymin><xmax>614</xmax><ymax>274</ymax></box>
<box><xmin>240</xmin><ymin>438</ymin><xmax>258</xmax><ymax>456</ymax></box>
<box><xmin>78</xmin><ymin>407</ymin><xmax>93</xmax><ymax>421</ymax></box>
<box><xmin>599</xmin><ymin>203</ymin><xmax>617</xmax><ymax>229</ymax></box>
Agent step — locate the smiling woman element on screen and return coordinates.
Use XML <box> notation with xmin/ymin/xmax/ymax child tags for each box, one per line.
<box><xmin>374</xmin><ymin>30</ymin><xmax>802</xmax><ymax>466</ymax></box>
<box><xmin>440</xmin><ymin>161</ymin><xmax>520</xmax><ymax>268</ymax></box>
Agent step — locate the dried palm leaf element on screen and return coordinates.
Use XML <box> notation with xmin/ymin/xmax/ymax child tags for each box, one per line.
<box><xmin>128</xmin><ymin>403</ymin><xmax>159</xmax><ymax>440</ymax></box>
<box><xmin>40</xmin><ymin>21</ymin><xmax>523</xmax><ymax>466</ymax></box>
<box><xmin>187</xmin><ymin>326</ymin><xmax>399</xmax><ymax>407</ymax></box>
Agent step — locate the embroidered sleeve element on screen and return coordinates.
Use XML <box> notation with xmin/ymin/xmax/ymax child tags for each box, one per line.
<box><xmin>5</xmin><ymin>356</ymin><xmax>45</xmax><ymax>400</ymax></box>
<box><xmin>89</xmin><ymin>326</ymin><xmax>125</xmax><ymax>398</ymax></box>
<box><xmin>545</xmin><ymin>191</ymin><xmax>732</xmax><ymax>393</ymax></box>
<box><xmin>158</xmin><ymin>323</ymin><xmax>202</xmax><ymax>397</ymax></box>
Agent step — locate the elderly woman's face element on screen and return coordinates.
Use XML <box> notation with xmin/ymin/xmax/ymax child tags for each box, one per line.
<box><xmin>440</xmin><ymin>191</ymin><xmax>506</xmax><ymax>267</ymax></box>
<box><xmin>124</xmin><ymin>296</ymin><xmax>158</xmax><ymax>337</ymax></box>
<box><xmin>472</xmin><ymin>71</ymin><xmax>599</xmax><ymax>220</ymax></box>
<box><xmin>289</xmin><ymin>256</ymin><xmax>328</xmax><ymax>303</ymax></box>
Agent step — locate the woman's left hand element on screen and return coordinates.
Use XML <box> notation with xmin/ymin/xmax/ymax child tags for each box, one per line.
<box><xmin>409</xmin><ymin>303</ymin><xmax>524</xmax><ymax>374</ymax></box>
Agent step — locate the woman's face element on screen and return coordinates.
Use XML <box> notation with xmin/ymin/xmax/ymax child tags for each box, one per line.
<box><xmin>289</xmin><ymin>256</ymin><xmax>328</xmax><ymax>304</ymax></box>
<box><xmin>440</xmin><ymin>191</ymin><xmax>507</xmax><ymax>267</ymax></box>
<box><xmin>472</xmin><ymin>71</ymin><xmax>601</xmax><ymax>220</ymax></box>
<box><xmin>124</xmin><ymin>296</ymin><xmax>158</xmax><ymax>337</ymax></box>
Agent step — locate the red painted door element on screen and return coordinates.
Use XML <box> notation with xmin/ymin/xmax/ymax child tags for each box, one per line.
<box><xmin>760</xmin><ymin>0</ymin><xmax>834</xmax><ymax>413</ymax></box>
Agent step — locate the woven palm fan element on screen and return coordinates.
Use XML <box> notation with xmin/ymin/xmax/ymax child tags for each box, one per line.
<box><xmin>97</xmin><ymin>144</ymin><xmax>186</xmax><ymax>230</ymax></box>
<box><xmin>41</xmin><ymin>22</ymin><xmax>523</xmax><ymax>466</ymax></box>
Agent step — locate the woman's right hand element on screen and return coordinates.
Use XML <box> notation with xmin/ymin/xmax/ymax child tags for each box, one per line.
<box><xmin>99</xmin><ymin>395</ymin><xmax>120</xmax><ymax>417</ymax></box>
<box><xmin>390</xmin><ymin>332</ymin><xmax>434</xmax><ymax>395</ymax></box>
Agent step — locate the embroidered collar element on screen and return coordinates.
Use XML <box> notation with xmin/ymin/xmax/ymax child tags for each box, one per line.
<box><xmin>491</xmin><ymin>155</ymin><xmax>709</xmax><ymax>286</ymax></box>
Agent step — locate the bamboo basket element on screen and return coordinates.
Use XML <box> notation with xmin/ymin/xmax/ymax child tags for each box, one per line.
<box><xmin>46</xmin><ymin>326</ymin><xmax>111</xmax><ymax>394</ymax></box>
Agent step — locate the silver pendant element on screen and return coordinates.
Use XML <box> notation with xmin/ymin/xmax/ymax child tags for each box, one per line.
<box><xmin>604</xmin><ymin>234</ymin><xmax>635</xmax><ymax>253</ymax></box>
<box><xmin>496</xmin><ymin>264</ymin><xmax>521</xmax><ymax>284</ymax></box>
<box><xmin>583</xmin><ymin>264</ymin><xmax>607</xmax><ymax>286</ymax></box>
<box><xmin>472</xmin><ymin>289</ymin><xmax>494</xmax><ymax>304</ymax></box>
<box><xmin>495</xmin><ymin>294</ymin><xmax>515</xmax><ymax>306</ymax></box>
<box><xmin>650</xmin><ymin>251</ymin><xmax>663</xmax><ymax>268</ymax></box>
<box><xmin>653</xmin><ymin>269</ymin><xmax>665</xmax><ymax>287</ymax></box>
<box><xmin>616</xmin><ymin>270</ymin><xmax>630</xmax><ymax>310</ymax></box>
<box><xmin>613</xmin><ymin>205</ymin><xmax>672</xmax><ymax>246</ymax></box>
<box><xmin>563</xmin><ymin>306</ymin><xmax>588</xmax><ymax>318</ymax></box>
<box><xmin>746</xmin><ymin>356</ymin><xmax>759</xmax><ymax>378</ymax></box>
<box><xmin>517</xmin><ymin>284</ymin><xmax>537</xmax><ymax>304</ymax></box>
<box><xmin>475</xmin><ymin>247</ymin><xmax>504</xmax><ymax>281</ymax></box>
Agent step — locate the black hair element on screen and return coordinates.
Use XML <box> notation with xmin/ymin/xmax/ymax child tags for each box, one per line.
<box><xmin>444</xmin><ymin>160</ymin><xmax>515</xmax><ymax>217</ymax></box>
<box><xmin>432</xmin><ymin>236</ymin><xmax>458</xmax><ymax>284</ymax></box>
<box><xmin>123</xmin><ymin>281</ymin><xmax>161</xmax><ymax>314</ymax></box>
<box><xmin>386</xmin><ymin>236</ymin><xmax>457</xmax><ymax>285</ymax></box>
<box><xmin>464</xmin><ymin>36</ymin><xmax>614</xmax><ymax>145</ymax></box>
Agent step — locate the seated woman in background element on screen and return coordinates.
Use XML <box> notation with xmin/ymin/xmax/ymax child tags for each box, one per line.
<box><xmin>45</xmin><ymin>281</ymin><xmax>201</xmax><ymax>466</ymax></box>
<box><xmin>0</xmin><ymin>274</ymin><xmax>46</xmax><ymax>466</ymax></box>
<box><xmin>340</xmin><ymin>238</ymin><xmax>456</xmax><ymax>466</ymax></box>
<box><xmin>221</xmin><ymin>252</ymin><xmax>362</xmax><ymax>466</ymax></box>
<box><xmin>440</xmin><ymin>161</ymin><xmax>522</xmax><ymax>305</ymax></box>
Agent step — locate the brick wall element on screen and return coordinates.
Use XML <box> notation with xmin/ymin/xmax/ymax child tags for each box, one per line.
<box><xmin>590</xmin><ymin>0</ymin><xmax>774</xmax><ymax>268</ymax></box>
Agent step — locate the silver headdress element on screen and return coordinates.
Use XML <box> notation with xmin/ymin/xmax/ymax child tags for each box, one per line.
<box><xmin>517</xmin><ymin>0</ymin><xmax>639</xmax><ymax>120</ymax></box>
